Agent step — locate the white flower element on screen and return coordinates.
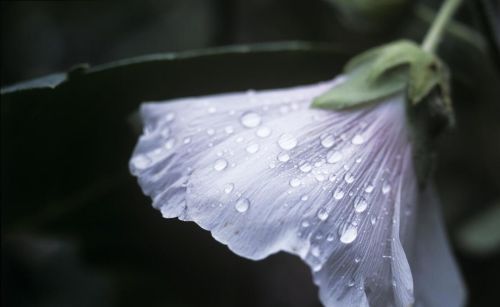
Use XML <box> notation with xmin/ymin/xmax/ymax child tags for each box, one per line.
<box><xmin>129</xmin><ymin>77</ymin><xmax>465</xmax><ymax>307</ymax></box>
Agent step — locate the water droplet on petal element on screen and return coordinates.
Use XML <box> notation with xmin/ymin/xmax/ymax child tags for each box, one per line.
<box><xmin>365</xmin><ymin>185</ymin><xmax>374</xmax><ymax>193</ymax></box>
<box><xmin>160</xmin><ymin>127</ymin><xmax>170</xmax><ymax>138</ymax></box>
<box><xmin>225</xmin><ymin>126</ymin><xmax>234</xmax><ymax>134</ymax></box>
<box><xmin>207</xmin><ymin>128</ymin><xmax>215</xmax><ymax>135</ymax></box>
<box><xmin>246</xmin><ymin>143</ymin><xmax>260</xmax><ymax>154</ymax></box>
<box><xmin>382</xmin><ymin>182</ymin><xmax>391</xmax><ymax>194</ymax></box>
<box><xmin>278</xmin><ymin>133</ymin><xmax>297</xmax><ymax>150</ymax></box>
<box><xmin>354</xmin><ymin>257</ymin><xmax>361</xmax><ymax>263</ymax></box>
<box><xmin>340</xmin><ymin>225</ymin><xmax>358</xmax><ymax>244</ymax></box>
<box><xmin>164</xmin><ymin>138</ymin><xmax>176</xmax><ymax>149</ymax></box>
<box><xmin>311</xmin><ymin>246</ymin><xmax>321</xmax><ymax>257</ymax></box>
<box><xmin>240</xmin><ymin>112</ymin><xmax>261</xmax><ymax>128</ymax></box>
<box><xmin>278</xmin><ymin>152</ymin><xmax>290</xmax><ymax>162</ymax></box>
<box><xmin>208</xmin><ymin>106</ymin><xmax>217</xmax><ymax>114</ymax></box>
<box><xmin>344</xmin><ymin>172</ymin><xmax>355</xmax><ymax>183</ymax></box>
<box><xmin>370</xmin><ymin>216</ymin><xmax>377</xmax><ymax>225</ymax></box>
<box><xmin>256</xmin><ymin>127</ymin><xmax>272</xmax><ymax>138</ymax></box>
<box><xmin>320</xmin><ymin>134</ymin><xmax>335</xmax><ymax>148</ymax></box>
<box><xmin>352</xmin><ymin>134</ymin><xmax>365</xmax><ymax>145</ymax></box>
<box><xmin>235</xmin><ymin>198</ymin><xmax>250</xmax><ymax>213</ymax></box>
<box><xmin>326</xmin><ymin>233</ymin><xmax>335</xmax><ymax>241</ymax></box>
<box><xmin>165</xmin><ymin>112</ymin><xmax>175</xmax><ymax>122</ymax></box>
<box><xmin>183</xmin><ymin>137</ymin><xmax>191</xmax><ymax>144</ymax></box>
<box><xmin>131</xmin><ymin>155</ymin><xmax>152</xmax><ymax>170</ymax></box>
<box><xmin>326</xmin><ymin>150</ymin><xmax>343</xmax><ymax>163</ymax></box>
<box><xmin>224</xmin><ymin>183</ymin><xmax>234</xmax><ymax>194</ymax></box>
<box><xmin>214</xmin><ymin>158</ymin><xmax>228</xmax><ymax>171</ymax></box>
<box><xmin>334</xmin><ymin>188</ymin><xmax>345</xmax><ymax>200</ymax></box>
<box><xmin>301</xmin><ymin>195</ymin><xmax>309</xmax><ymax>201</ymax></box>
<box><xmin>289</xmin><ymin>178</ymin><xmax>301</xmax><ymax>187</ymax></box>
<box><xmin>317</xmin><ymin>208</ymin><xmax>329</xmax><ymax>221</ymax></box>
<box><xmin>299</xmin><ymin>162</ymin><xmax>312</xmax><ymax>173</ymax></box>
<box><xmin>354</xmin><ymin>197</ymin><xmax>368</xmax><ymax>213</ymax></box>
<box><xmin>301</xmin><ymin>220</ymin><xmax>310</xmax><ymax>228</ymax></box>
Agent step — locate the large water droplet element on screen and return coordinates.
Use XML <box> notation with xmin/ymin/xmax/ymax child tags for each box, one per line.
<box><xmin>334</xmin><ymin>188</ymin><xmax>345</xmax><ymax>200</ymax></box>
<box><xmin>224</xmin><ymin>183</ymin><xmax>234</xmax><ymax>194</ymax></box>
<box><xmin>213</xmin><ymin>158</ymin><xmax>228</xmax><ymax>171</ymax></box>
<box><xmin>317</xmin><ymin>208</ymin><xmax>329</xmax><ymax>221</ymax></box>
<box><xmin>299</xmin><ymin>162</ymin><xmax>312</xmax><ymax>173</ymax></box>
<box><xmin>289</xmin><ymin>178</ymin><xmax>301</xmax><ymax>187</ymax></box>
<box><xmin>246</xmin><ymin>143</ymin><xmax>260</xmax><ymax>154</ymax></box>
<box><xmin>326</xmin><ymin>150</ymin><xmax>343</xmax><ymax>163</ymax></box>
<box><xmin>235</xmin><ymin>198</ymin><xmax>250</xmax><ymax>213</ymax></box>
<box><xmin>352</xmin><ymin>134</ymin><xmax>365</xmax><ymax>145</ymax></box>
<box><xmin>320</xmin><ymin>134</ymin><xmax>335</xmax><ymax>148</ymax></box>
<box><xmin>278</xmin><ymin>152</ymin><xmax>290</xmax><ymax>162</ymax></box>
<box><xmin>240</xmin><ymin>112</ymin><xmax>261</xmax><ymax>128</ymax></box>
<box><xmin>256</xmin><ymin>126</ymin><xmax>272</xmax><ymax>138</ymax></box>
<box><xmin>344</xmin><ymin>172</ymin><xmax>355</xmax><ymax>183</ymax></box>
<box><xmin>354</xmin><ymin>197</ymin><xmax>368</xmax><ymax>213</ymax></box>
<box><xmin>340</xmin><ymin>225</ymin><xmax>358</xmax><ymax>244</ymax></box>
<box><xmin>278</xmin><ymin>133</ymin><xmax>297</xmax><ymax>150</ymax></box>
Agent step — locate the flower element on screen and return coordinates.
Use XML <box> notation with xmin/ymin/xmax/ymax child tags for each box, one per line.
<box><xmin>129</xmin><ymin>77</ymin><xmax>465</xmax><ymax>307</ymax></box>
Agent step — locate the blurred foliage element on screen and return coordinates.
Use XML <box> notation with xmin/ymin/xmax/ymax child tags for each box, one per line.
<box><xmin>1</xmin><ymin>1</ymin><xmax>499</xmax><ymax>307</ymax></box>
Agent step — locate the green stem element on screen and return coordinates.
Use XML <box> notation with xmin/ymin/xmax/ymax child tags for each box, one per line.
<box><xmin>421</xmin><ymin>0</ymin><xmax>463</xmax><ymax>53</ymax></box>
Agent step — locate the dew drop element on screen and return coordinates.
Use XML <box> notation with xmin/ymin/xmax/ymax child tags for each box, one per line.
<box><xmin>354</xmin><ymin>257</ymin><xmax>361</xmax><ymax>263</ymax></box>
<box><xmin>365</xmin><ymin>185</ymin><xmax>374</xmax><ymax>193</ymax></box>
<box><xmin>160</xmin><ymin>127</ymin><xmax>171</xmax><ymax>138</ymax></box>
<box><xmin>311</xmin><ymin>246</ymin><xmax>321</xmax><ymax>257</ymax></box>
<box><xmin>213</xmin><ymin>158</ymin><xmax>228</xmax><ymax>171</ymax></box>
<box><xmin>301</xmin><ymin>220</ymin><xmax>310</xmax><ymax>228</ymax></box>
<box><xmin>277</xmin><ymin>152</ymin><xmax>290</xmax><ymax>162</ymax></box>
<box><xmin>183</xmin><ymin>137</ymin><xmax>191</xmax><ymax>144</ymax></box>
<box><xmin>165</xmin><ymin>112</ymin><xmax>175</xmax><ymax>122</ymax></box>
<box><xmin>207</xmin><ymin>128</ymin><xmax>215</xmax><ymax>136</ymax></box>
<box><xmin>256</xmin><ymin>126</ymin><xmax>272</xmax><ymax>138</ymax></box>
<box><xmin>354</xmin><ymin>197</ymin><xmax>368</xmax><ymax>213</ymax></box>
<box><xmin>240</xmin><ymin>112</ymin><xmax>261</xmax><ymax>128</ymax></box>
<box><xmin>326</xmin><ymin>150</ymin><xmax>343</xmax><ymax>163</ymax></box>
<box><xmin>164</xmin><ymin>138</ymin><xmax>176</xmax><ymax>150</ymax></box>
<box><xmin>289</xmin><ymin>178</ymin><xmax>301</xmax><ymax>187</ymax></box>
<box><xmin>344</xmin><ymin>172</ymin><xmax>355</xmax><ymax>183</ymax></box>
<box><xmin>320</xmin><ymin>134</ymin><xmax>335</xmax><ymax>148</ymax></box>
<box><xmin>317</xmin><ymin>208</ymin><xmax>329</xmax><ymax>221</ymax></box>
<box><xmin>278</xmin><ymin>133</ymin><xmax>298</xmax><ymax>150</ymax></box>
<box><xmin>326</xmin><ymin>233</ymin><xmax>335</xmax><ymax>241</ymax></box>
<box><xmin>340</xmin><ymin>225</ymin><xmax>358</xmax><ymax>244</ymax></box>
<box><xmin>246</xmin><ymin>143</ymin><xmax>260</xmax><ymax>154</ymax></box>
<box><xmin>269</xmin><ymin>162</ymin><xmax>276</xmax><ymax>169</ymax></box>
<box><xmin>208</xmin><ymin>106</ymin><xmax>217</xmax><ymax>114</ymax></box>
<box><xmin>352</xmin><ymin>134</ymin><xmax>365</xmax><ymax>145</ymax></box>
<box><xmin>235</xmin><ymin>198</ymin><xmax>250</xmax><ymax>213</ymax></box>
<box><xmin>224</xmin><ymin>183</ymin><xmax>234</xmax><ymax>194</ymax></box>
<box><xmin>382</xmin><ymin>182</ymin><xmax>391</xmax><ymax>194</ymax></box>
<box><xmin>301</xmin><ymin>195</ymin><xmax>309</xmax><ymax>201</ymax></box>
<box><xmin>299</xmin><ymin>162</ymin><xmax>312</xmax><ymax>173</ymax></box>
<box><xmin>334</xmin><ymin>188</ymin><xmax>345</xmax><ymax>200</ymax></box>
<box><xmin>131</xmin><ymin>155</ymin><xmax>152</xmax><ymax>170</ymax></box>
<box><xmin>225</xmin><ymin>126</ymin><xmax>234</xmax><ymax>134</ymax></box>
<box><xmin>370</xmin><ymin>216</ymin><xmax>377</xmax><ymax>225</ymax></box>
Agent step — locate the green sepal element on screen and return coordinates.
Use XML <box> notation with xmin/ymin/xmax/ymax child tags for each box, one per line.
<box><xmin>312</xmin><ymin>40</ymin><xmax>451</xmax><ymax>111</ymax></box>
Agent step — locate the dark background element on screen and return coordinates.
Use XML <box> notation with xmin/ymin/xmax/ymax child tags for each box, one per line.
<box><xmin>2</xmin><ymin>1</ymin><xmax>499</xmax><ymax>307</ymax></box>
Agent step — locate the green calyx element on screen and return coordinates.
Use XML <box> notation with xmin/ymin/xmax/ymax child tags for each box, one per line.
<box><xmin>312</xmin><ymin>40</ymin><xmax>452</xmax><ymax>113</ymax></box>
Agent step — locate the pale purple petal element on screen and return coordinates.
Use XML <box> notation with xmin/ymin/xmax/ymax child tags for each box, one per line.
<box><xmin>411</xmin><ymin>186</ymin><xmax>466</xmax><ymax>307</ymax></box>
<box><xmin>130</xmin><ymin>78</ymin><xmax>461</xmax><ymax>307</ymax></box>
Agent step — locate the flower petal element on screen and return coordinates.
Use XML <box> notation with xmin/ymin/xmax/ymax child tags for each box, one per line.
<box><xmin>130</xmin><ymin>79</ymin><xmax>423</xmax><ymax>307</ymax></box>
<box><xmin>411</xmin><ymin>186</ymin><xmax>466</xmax><ymax>307</ymax></box>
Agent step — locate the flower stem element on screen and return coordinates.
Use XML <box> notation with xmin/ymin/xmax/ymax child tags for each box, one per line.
<box><xmin>421</xmin><ymin>0</ymin><xmax>463</xmax><ymax>53</ymax></box>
